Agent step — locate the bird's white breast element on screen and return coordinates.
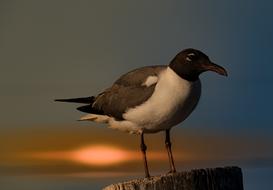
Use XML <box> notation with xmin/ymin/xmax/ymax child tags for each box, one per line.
<box><xmin>123</xmin><ymin>67</ymin><xmax>201</xmax><ymax>133</ymax></box>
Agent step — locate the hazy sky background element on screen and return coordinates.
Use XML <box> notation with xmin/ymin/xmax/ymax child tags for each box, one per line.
<box><xmin>1</xmin><ymin>0</ymin><xmax>273</xmax><ymax>132</ymax></box>
<box><xmin>0</xmin><ymin>0</ymin><xmax>273</xmax><ymax>189</ymax></box>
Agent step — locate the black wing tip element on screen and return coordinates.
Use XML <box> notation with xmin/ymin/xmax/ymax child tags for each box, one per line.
<box><xmin>54</xmin><ymin>99</ymin><xmax>67</xmax><ymax>102</ymax></box>
<box><xmin>77</xmin><ymin>105</ymin><xmax>106</xmax><ymax>115</ymax></box>
<box><xmin>54</xmin><ymin>96</ymin><xmax>95</xmax><ymax>104</ymax></box>
<box><xmin>54</xmin><ymin>98</ymin><xmax>78</xmax><ymax>103</ymax></box>
<box><xmin>77</xmin><ymin>105</ymin><xmax>92</xmax><ymax>113</ymax></box>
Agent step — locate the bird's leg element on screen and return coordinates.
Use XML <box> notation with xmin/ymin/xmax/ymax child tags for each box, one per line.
<box><xmin>165</xmin><ymin>129</ymin><xmax>176</xmax><ymax>173</ymax></box>
<box><xmin>140</xmin><ymin>132</ymin><xmax>150</xmax><ymax>178</ymax></box>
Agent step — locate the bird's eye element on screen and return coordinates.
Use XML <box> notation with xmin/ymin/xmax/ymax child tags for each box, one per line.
<box><xmin>186</xmin><ymin>53</ymin><xmax>195</xmax><ymax>62</ymax></box>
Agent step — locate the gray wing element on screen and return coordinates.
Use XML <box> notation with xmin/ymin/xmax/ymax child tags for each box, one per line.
<box><xmin>92</xmin><ymin>65</ymin><xmax>166</xmax><ymax>120</ymax></box>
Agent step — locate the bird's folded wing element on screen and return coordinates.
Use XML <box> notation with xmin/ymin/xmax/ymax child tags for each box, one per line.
<box><xmin>92</xmin><ymin>65</ymin><xmax>166</xmax><ymax>120</ymax></box>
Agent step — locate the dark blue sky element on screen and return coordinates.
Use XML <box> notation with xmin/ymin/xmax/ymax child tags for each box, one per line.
<box><xmin>0</xmin><ymin>0</ymin><xmax>273</xmax><ymax>136</ymax></box>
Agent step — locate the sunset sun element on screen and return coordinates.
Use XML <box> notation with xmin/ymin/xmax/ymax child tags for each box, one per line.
<box><xmin>71</xmin><ymin>145</ymin><xmax>132</xmax><ymax>166</ymax></box>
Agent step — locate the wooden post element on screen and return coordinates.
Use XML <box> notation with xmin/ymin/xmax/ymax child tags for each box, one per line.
<box><xmin>103</xmin><ymin>166</ymin><xmax>243</xmax><ymax>190</ymax></box>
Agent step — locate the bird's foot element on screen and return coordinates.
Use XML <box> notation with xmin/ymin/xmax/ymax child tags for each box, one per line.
<box><xmin>144</xmin><ymin>174</ymin><xmax>151</xmax><ymax>179</ymax></box>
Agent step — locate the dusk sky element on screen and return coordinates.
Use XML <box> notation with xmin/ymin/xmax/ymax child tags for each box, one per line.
<box><xmin>1</xmin><ymin>1</ymin><xmax>273</xmax><ymax>189</ymax></box>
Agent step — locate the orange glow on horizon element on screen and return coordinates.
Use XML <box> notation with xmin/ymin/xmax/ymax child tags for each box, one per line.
<box><xmin>71</xmin><ymin>145</ymin><xmax>132</xmax><ymax>166</ymax></box>
<box><xmin>29</xmin><ymin>145</ymin><xmax>138</xmax><ymax>166</ymax></box>
<box><xmin>28</xmin><ymin>144</ymin><xmax>191</xmax><ymax>167</ymax></box>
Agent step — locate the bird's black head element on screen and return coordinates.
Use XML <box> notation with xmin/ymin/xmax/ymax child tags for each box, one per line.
<box><xmin>169</xmin><ymin>48</ymin><xmax>228</xmax><ymax>81</ymax></box>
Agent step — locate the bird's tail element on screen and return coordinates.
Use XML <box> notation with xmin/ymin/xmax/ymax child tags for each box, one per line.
<box><xmin>55</xmin><ymin>96</ymin><xmax>94</xmax><ymax>104</ymax></box>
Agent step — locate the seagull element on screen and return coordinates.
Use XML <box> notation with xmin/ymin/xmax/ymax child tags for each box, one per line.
<box><xmin>55</xmin><ymin>48</ymin><xmax>227</xmax><ymax>178</ymax></box>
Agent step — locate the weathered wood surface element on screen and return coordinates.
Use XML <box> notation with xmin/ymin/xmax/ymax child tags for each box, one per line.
<box><xmin>103</xmin><ymin>166</ymin><xmax>243</xmax><ymax>190</ymax></box>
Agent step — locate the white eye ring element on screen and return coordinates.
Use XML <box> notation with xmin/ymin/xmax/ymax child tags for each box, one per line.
<box><xmin>186</xmin><ymin>57</ymin><xmax>192</xmax><ymax>61</ymax></box>
<box><xmin>186</xmin><ymin>53</ymin><xmax>195</xmax><ymax>62</ymax></box>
